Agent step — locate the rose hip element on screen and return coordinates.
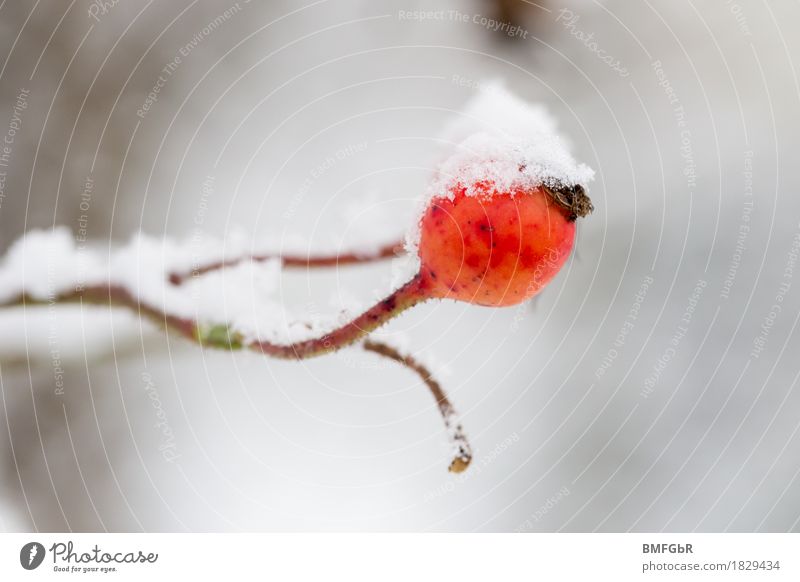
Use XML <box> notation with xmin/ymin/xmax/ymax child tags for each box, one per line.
<box><xmin>416</xmin><ymin>183</ymin><xmax>583</xmax><ymax>307</ymax></box>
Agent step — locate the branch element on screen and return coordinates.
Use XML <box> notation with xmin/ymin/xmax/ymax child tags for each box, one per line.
<box><xmin>168</xmin><ymin>240</ymin><xmax>405</xmax><ymax>285</ymax></box>
<box><xmin>1</xmin><ymin>275</ymin><xmax>426</xmax><ymax>359</ymax></box>
<box><xmin>362</xmin><ymin>339</ymin><xmax>472</xmax><ymax>473</ymax></box>
<box><xmin>0</xmin><ymin>230</ymin><xmax>471</xmax><ymax>471</ymax></box>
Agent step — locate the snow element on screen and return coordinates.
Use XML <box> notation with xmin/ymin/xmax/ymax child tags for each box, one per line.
<box><xmin>0</xmin><ymin>227</ymin><xmax>351</xmax><ymax>346</ymax></box>
<box><xmin>405</xmin><ymin>82</ymin><xmax>594</xmax><ymax>253</ymax></box>
<box><xmin>441</xmin><ymin>80</ymin><xmax>559</xmax><ymax>145</ymax></box>
<box><xmin>0</xmin><ymin>228</ymin><xmax>99</xmax><ymax>301</ymax></box>
<box><xmin>433</xmin><ymin>132</ymin><xmax>595</xmax><ymax>197</ymax></box>
<box><xmin>389</xmin><ymin>252</ymin><xmax>422</xmax><ymax>291</ymax></box>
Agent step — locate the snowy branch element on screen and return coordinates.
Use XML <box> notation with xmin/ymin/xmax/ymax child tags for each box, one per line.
<box><xmin>0</xmin><ymin>229</ymin><xmax>469</xmax><ymax>470</ymax></box>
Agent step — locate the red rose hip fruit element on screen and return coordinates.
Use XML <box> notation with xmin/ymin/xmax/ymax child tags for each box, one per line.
<box><xmin>416</xmin><ymin>183</ymin><xmax>590</xmax><ymax>307</ymax></box>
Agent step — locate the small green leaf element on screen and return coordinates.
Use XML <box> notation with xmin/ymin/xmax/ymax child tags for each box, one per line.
<box><xmin>197</xmin><ymin>324</ymin><xmax>243</xmax><ymax>350</ymax></box>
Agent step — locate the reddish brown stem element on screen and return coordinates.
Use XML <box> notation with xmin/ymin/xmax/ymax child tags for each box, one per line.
<box><xmin>250</xmin><ymin>274</ymin><xmax>427</xmax><ymax>358</ymax></box>
<box><xmin>169</xmin><ymin>240</ymin><xmax>405</xmax><ymax>285</ymax></box>
<box><xmin>3</xmin><ymin>274</ymin><xmax>428</xmax><ymax>359</ymax></box>
<box><xmin>363</xmin><ymin>339</ymin><xmax>472</xmax><ymax>473</ymax></box>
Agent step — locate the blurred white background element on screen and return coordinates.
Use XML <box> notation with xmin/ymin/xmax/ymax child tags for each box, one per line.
<box><xmin>1</xmin><ymin>0</ymin><xmax>799</xmax><ymax>531</ymax></box>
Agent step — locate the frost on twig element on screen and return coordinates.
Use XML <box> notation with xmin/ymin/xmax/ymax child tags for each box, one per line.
<box><xmin>362</xmin><ymin>339</ymin><xmax>472</xmax><ymax>473</ymax></box>
<box><xmin>0</xmin><ymin>228</ymin><xmax>418</xmax><ymax>356</ymax></box>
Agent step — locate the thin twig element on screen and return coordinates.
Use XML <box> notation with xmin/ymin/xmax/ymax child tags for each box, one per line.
<box><xmin>168</xmin><ymin>240</ymin><xmax>405</xmax><ymax>285</ymax></box>
<box><xmin>362</xmin><ymin>339</ymin><xmax>472</xmax><ymax>473</ymax></box>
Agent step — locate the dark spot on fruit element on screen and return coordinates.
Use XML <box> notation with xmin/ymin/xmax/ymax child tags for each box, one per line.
<box><xmin>382</xmin><ymin>296</ymin><xmax>396</xmax><ymax>311</ymax></box>
<box><xmin>429</xmin><ymin>269</ymin><xmax>437</xmax><ymax>279</ymax></box>
<box><xmin>519</xmin><ymin>247</ymin><xmax>541</xmax><ymax>269</ymax></box>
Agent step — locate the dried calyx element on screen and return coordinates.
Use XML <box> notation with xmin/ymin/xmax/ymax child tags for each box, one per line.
<box><xmin>543</xmin><ymin>184</ymin><xmax>594</xmax><ymax>221</ymax></box>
